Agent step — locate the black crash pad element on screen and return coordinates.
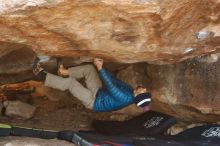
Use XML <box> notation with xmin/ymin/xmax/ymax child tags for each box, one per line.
<box><xmin>170</xmin><ymin>124</ymin><xmax>220</xmax><ymax>145</ymax></box>
<box><xmin>72</xmin><ymin>131</ymin><xmax>134</xmax><ymax>146</ymax></box>
<box><xmin>93</xmin><ymin>110</ymin><xmax>176</xmax><ymax>136</ymax></box>
<box><xmin>135</xmin><ymin>138</ymin><xmax>220</xmax><ymax>146</ymax></box>
<box><xmin>73</xmin><ymin>131</ymin><xmax>220</xmax><ymax>146</ymax></box>
<box><xmin>133</xmin><ymin>137</ymin><xmax>188</xmax><ymax>146</ymax></box>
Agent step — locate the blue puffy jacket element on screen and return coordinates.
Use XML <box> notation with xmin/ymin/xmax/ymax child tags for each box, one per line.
<box><xmin>93</xmin><ymin>68</ymin><xmax>134</xmax><ymax>112</ymax></box>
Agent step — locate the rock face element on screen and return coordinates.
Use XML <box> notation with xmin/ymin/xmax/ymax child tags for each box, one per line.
<box><xmin>0</xmin><ymin>0</ymin><xmax>219</xmax><ymax>64</ymax></box>
<box><xmin>116</xmin><ymin>54</ymin><xmax>220</xmax><ymax>122</ymax></box>
<box><xmin>147</xmin><ymin>54</ymin><xmax>220</xmax><ymax>122</ymax></box>
<box><xmin>0</xmin><ymin>44</ymin><xmax>36</xmax><ymax>84</ymax></box>
<box><xmin>116</xmin><ymin>63</ymin><xmax>151</xmax><ymax>88</ymax></box>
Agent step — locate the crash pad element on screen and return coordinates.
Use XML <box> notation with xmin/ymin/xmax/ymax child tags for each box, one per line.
<box><xmin>72</xmin><ymin>131</ymin><xmax>134</xmax><ymax>146</ymax></box>
<box><xmin>171</xmin><ymin>124</ymin><xmax>220</xmax><ymax>145</ymax></box>
<box><xmin>93</xmin><ymin>110</ymin><xmax>176</xmax><ymax>136</ymax></box>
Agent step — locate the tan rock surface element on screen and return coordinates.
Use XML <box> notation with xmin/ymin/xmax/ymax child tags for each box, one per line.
<box><xmin>0</xmin><ymin>0</ymin><xmax>219</xmax><ymax>64</ymax></box>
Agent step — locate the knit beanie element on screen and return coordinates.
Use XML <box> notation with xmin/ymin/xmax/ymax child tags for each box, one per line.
<box><xmin>134</xmin><ymin>92</ymin><xmax>151</xmax><ymax>107</ymax></box>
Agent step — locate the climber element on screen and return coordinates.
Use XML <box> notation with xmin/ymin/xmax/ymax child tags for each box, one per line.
<box><xmin>33</xmin><ymin>57</ymin><xmax>151</xmax><ymax>112</ymax></box>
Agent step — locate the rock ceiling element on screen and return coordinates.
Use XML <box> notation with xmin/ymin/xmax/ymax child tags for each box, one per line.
<box><xmin>0</xmin><ymin>0</ymin><xmax>220</xmax><ymax>64</ymax></box>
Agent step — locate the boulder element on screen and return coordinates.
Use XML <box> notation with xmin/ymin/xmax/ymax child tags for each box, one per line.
<box><xmin>0</xmin><ymin>0</ymin><xmax>219</xmax><ymax>64</ymax></box>
<box><xmin>4</xmin><ymin>100</ymin><xmax>36</xmax><ymax>120</ymax></box>
<box><xmin>116</xmin><ymin>55</ymin><xmax>220</xmax><ymax>122</ymax></box>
